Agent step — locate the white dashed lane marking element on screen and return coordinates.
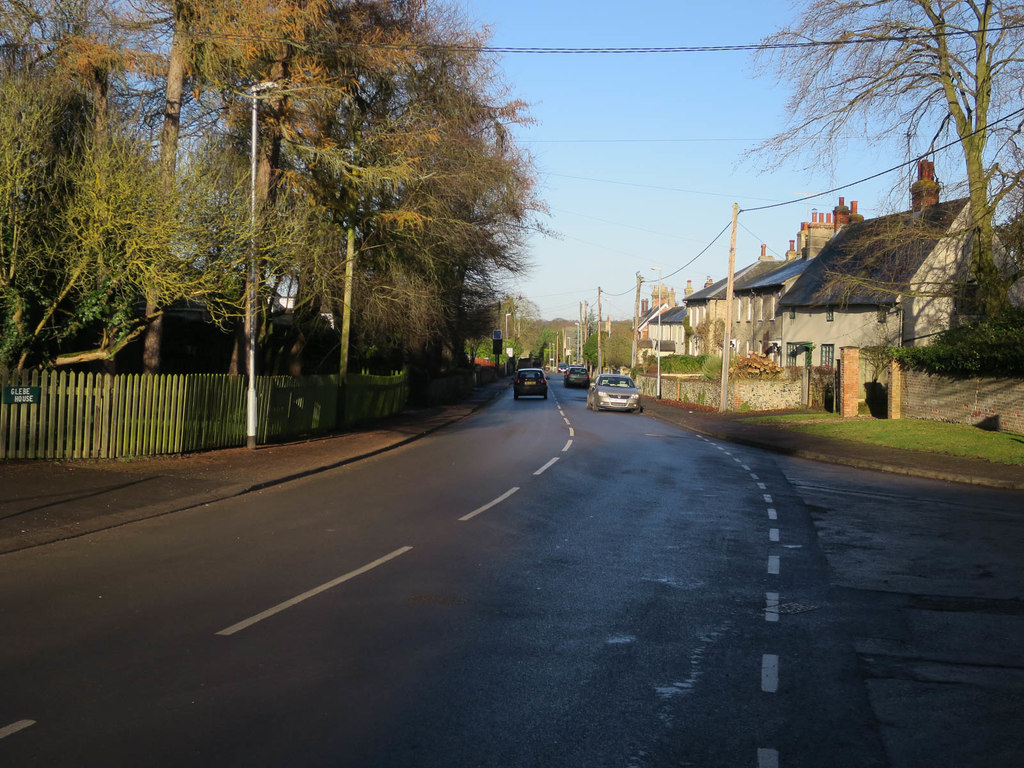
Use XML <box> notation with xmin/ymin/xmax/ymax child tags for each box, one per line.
<box><xmin>0</xmin><ymin>720</ymin><xmax>35</xmax><ymax>740</ymax></box>
<box><xmin>217</xmin><ymin>547</ymin><xmax>413</xmax><ymax>636</ymax></box>
<box><xmin>534</xmin><ymin>457</ymin><xmax>559</xmax><ymax>476</ymax></box>
<box><xmin>765</xmin><ymin>592</ymin><xmax>780</xmax><ymax>623</ymax></box>
<box><xmin>761</xmin><ymin>654</ymin><xmax>779</xmax><ymax>692</ymax></box>
<box><xmin>460</xmin><ymin>487</ymin><xmax>520</xmax><ymax>522</ymax></box>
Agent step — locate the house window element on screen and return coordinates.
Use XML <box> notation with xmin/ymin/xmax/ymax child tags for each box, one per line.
<box><xmin>820</xmin><ymin>344</ymin><xmax>834</xmax><ymax>368</ymax></box>
<box><xmin>786</xmin><ymin>342</ymin><xmax>807</xmax><ymax>366</ymax></box>
<box><xmin>826</xmin><ymin>307</ymin><xmax>834</xmax><ymax>322</ymax></box>
<box><xmin>766</xmin><ymin>294</ymin><xmax>775</xmax><ymax>320</ymax></box>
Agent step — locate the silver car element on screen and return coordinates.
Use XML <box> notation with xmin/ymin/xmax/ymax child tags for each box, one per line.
<box><xmin>586</xmin><ymin>373</ymin><xmax>643</xmax><ymax>413</ymax></box>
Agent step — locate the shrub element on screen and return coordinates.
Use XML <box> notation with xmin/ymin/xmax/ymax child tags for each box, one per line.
<box><xmin>701</xmin><ymin>355</ymin><xmax>722</xmax><ymax>380</ymax></box>
<box><xmin>889</xmin><ymin>308</ymin><xmax>1024</xmax><ymax>377</ymax></box>
<box><xmin>660</xmin><ymin>354</ymin><xmax>709</xmax><ymax>374</ymax></box>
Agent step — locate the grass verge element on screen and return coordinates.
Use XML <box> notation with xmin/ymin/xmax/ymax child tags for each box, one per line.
<box><xmin>750</xmin><ymin>415</ymin><xmax>1024</xmax><ymax>465</ymax></box>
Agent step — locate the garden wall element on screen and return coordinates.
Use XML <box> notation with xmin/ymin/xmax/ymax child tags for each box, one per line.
<box><xmin>637</xmin><ymin>373</ymin><xmax>803</xmax><ymax>411</ymax></box>
<box><xmin>898</xmin><ymin>368</ymin><xmax>1024</xmax><ymax>435</ymax></box>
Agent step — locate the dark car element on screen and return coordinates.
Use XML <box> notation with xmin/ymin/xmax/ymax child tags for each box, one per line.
<box><xmin>564</xmin><ymin>366</ymin><xmax>590</xmax><ymax>388</ymax></box>
<box><xmin>513</xmin><ymin>368</ymin><xmax>548</xmax><ymax>400</ymax></box>
<box><xmin>557</xmin><ymin>362</ymin><xmax>569</xmax><ymax>374</ymax></box>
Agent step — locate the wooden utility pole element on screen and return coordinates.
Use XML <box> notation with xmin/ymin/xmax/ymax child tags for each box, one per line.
<box><xmin>578</xmin><ymin>301</ymin><xmax>583</xmax><ymax>361</ymax></box>
<box><xmin>339</xmin><ymin>226</ymin><xmax>356</xmax><ymax>384</ymax></box>
<box><xmin>631</xmin><ymin>272</ymin><xmax>642</xmax><ymax>369</ymax></box>
<box><xmin>719</xmin><ymin>203</ymin><xmax>739</xmax><ymax>412</ymax></box>
<box><xmin>596</xmin><ymin>287</ymin><xmax>603</xmax><ymax>373</ymax></box>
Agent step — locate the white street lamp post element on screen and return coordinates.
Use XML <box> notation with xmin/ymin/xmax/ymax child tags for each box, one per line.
<box><xmin>246</xmin><ymin>81</ymin><xmax>277</xmax><ymax>450</ymax></box>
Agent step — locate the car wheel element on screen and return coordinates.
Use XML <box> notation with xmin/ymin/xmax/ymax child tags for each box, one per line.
<box><xmin>543</xmin><ymin>392</ymin><xmax>548</xmax><ymax>400</ymax></box>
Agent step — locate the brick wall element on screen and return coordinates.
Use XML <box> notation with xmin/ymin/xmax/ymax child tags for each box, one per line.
<box><xmin>900</xmin><ymin>369</ymin><xmax>1024</xmax><ymax>435</ymax></box>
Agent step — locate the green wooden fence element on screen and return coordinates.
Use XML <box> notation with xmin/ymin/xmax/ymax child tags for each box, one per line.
<box><xmin>0</xmin><ymin>368</ymin><xmax>408</xmax><ymax>460</ymax></box>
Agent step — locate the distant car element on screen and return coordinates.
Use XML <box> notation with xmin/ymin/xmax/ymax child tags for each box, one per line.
<box><xmin>587</xmin><ymin>373</ymin><xmax>643</xmax><ymax>413</ymax></box>
<box><xmin>557</xmin><ymin>362</ymin><xmax>569</xmax><ymax>374</ymax></box>
<box><xmin>564</xmin><ymin>366</ymin><xmax>590</xmax><ymax>388</ymax></box>
<box><xmin>513</xmin><ymin>368</ymin><xmax>548</xmax><ymax>400</ymax></box>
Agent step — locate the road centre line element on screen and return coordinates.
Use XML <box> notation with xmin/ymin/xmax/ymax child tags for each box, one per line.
<box><xmin>767</xmin><ymin>507</ymin><xmax>777</xmax><ymax>520</ymax></box>
<box><xmin>562</xmin><ymin>439</ymin><xmax>573</xmax><ymax>452</ymax></box>
<box><xmin>216</xmin><ymin>547</ymin><xmax>413</xmax><ymax>636</ymax></box>
<box><xmin>763</xmin><ymin>494</ymin><xmax>773</xmax><ymax>504</ymax></box>
<box><xmin>568</xmin><ymin>427</ymin><xmax>575</xmax><ymax>437</ymax></box>
<box><xmin>769</xmin><ymin>528</ymin><xmax>780</xmax><ymax>542</ymax></box>
<box><xmin>757</xmin><ymin>747</ymin><xmax>780</xmax><ymax>767</ymax></box>
<box><xmin>765</xmin><ymin>592</ymin><xmax>780</xmax><ymax>622</ymax></box>
<box><xmin>761</xmin><ymin>654</ymin><xmax>779</xmax><ymax>692</ymax></box>
<box><xmin>534</xmin><ymin>457</ymin><xmax>560</xmax><ymax>475</ymax></box>
<box><xmin>563</xmin><ymin>417</ymin><xmax>570</xmax><ymax>425</ymax></box>
<box><xmin>460</xmin><ymin>487</ymin><xmax>520</xmax><ymax>522</ymax></box>
<box><xmin>0</xmin><ymin>720</ymin><xmax>35</xmax><ymax>740</ymax></box>
<box><xmin>767</xmin><ymin>555</ymin><xmax>780</xmax><ymax>575</ymax></box>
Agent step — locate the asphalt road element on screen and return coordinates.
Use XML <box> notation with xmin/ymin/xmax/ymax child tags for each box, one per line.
<box><xmin>1</xmin><ymin>383</ymin><xmax>1021</xmax><ymax>767</ymax></box>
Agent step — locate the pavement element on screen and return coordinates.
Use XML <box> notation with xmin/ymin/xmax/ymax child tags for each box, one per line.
<box><xmin>1</xmin><ymin>378</ymin><xmax>1022</xmax><ymax>555</ymax></box>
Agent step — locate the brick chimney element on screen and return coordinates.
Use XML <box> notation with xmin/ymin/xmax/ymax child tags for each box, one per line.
<box><xmin>704</xmin><ymin>275</ymin><xmax>714</xmax><ymax>288</ymax></box>
<box><xmin>786</xmin><ymin>239</ymin><xmax>799</xmax><ymax>261</ymax></box>
<box><xmin>759</xmin><ymin>243</ymin><xmax>773</xmax><ymax>261</ymax></box>
<box><xmin>850</xmin><ymin>200</ymin><xmax>863</xmax><ymax>223</ymax></box>
<box><xmin>641</xmin><ymin>299</ymin><xmax>649</xmax><ymax>314</ymax></box>
<box><xmin>833</xmin><ymin>197</ymin><xmax>851</xmax><ymax>231</ymax></box>
<box><xmin>911</xmin><ymin>160</ymin><xmax>940</xmax><ymax>211</ymax></box>
<box><xmin>684</xmin><ymin>279</ymin><xmax>693</xmax><ymax>297</ymax></box>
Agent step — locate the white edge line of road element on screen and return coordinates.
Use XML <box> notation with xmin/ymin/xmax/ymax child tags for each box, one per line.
<box><xmin>0</xmin><ymin>720</ymin><xmax>36</xmax><ymax>740</ymax></box>
<box><xmin>459</xmin><ymin>487</ymin><xmax>520</xmax><ymax>522</ymax></box>
<box><xmin>534</xmin><ymin>457</ymin><xmax>560</xmax><ymax>475</ymax></box>
<box><xmin>216</xmin><ymin>546</ymin><xmax>414</xmax><ymax>636</ymax></box>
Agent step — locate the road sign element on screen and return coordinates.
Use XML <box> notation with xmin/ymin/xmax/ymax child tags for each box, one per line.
<box><xmin>3</xmin><ymin>386</ymin><xmax>40</xmax><ymax>405</ymax></box>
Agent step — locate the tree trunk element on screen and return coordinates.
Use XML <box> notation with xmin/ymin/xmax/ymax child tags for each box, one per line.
<box><xmin>144</xmin><ymin>11</ymin><xmax>191</xmax><ymax>374</ymax></box>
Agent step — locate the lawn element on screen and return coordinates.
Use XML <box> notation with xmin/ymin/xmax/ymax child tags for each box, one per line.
<box><xmin>748</xmin><ymin>414</ymin><xmax>1024</xmax><ymax>465</ymax></box>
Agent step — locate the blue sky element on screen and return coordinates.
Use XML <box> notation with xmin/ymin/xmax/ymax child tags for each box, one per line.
<box><xmin>457</xmin><ymin>0</ymin><xmax>926</xmax><ymax>321</ymax></box>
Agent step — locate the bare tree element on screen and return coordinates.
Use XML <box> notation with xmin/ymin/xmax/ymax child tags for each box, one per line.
<box><xmin>755</xmin><ymin>0</ymin><xmax>1024</xmax><ymax>314</ymax></box>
